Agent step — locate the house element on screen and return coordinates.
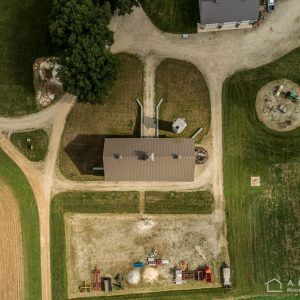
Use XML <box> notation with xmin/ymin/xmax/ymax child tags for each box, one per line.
<box><xmin>198</xmin><ymin>0</ymin><xmax>260</xmax><ymax>30</ymax></box>
<box><xmin>103</xmin><ymin>138</ymin><xmax>195</xmax><ymax>182</ymax></box>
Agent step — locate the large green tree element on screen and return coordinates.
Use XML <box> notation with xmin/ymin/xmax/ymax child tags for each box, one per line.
<box><xmin>58</xmin><ymin>35</ymin><xmax>119</xmax><ymax>103</ymax></box>
<box><xmin>115</xmin><ymin>0</ymin><xmax>140</xmax><ymax>15</ymax></box>
<box><xmin>50</xmin><ymin>0</ymin><xmax>112</xmax><ymax>49</ymax></box>
<box><xmin>94</xmin><ymin>0</ymin><xmax>139</xmax><ymax>15</ymax></box>
<box><xmin>49</xmin><ymin>0</ymin><xmax>119</xmax><ymax>103</ymax></box>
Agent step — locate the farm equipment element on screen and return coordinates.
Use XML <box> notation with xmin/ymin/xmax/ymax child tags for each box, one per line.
<box><xmin>278</xmin><ymin>105</ymin><xmax>288</xmax><ymax>113</ymax></box>
<box><xmin>133</xmin><ymin>262</ymin><xmax>144</xmax><ymax>268</ymax></box>
<box><xmin>221</xmin><ymin>264</ymin><xmax>232</xmax><ymax>288</ymax></box>
<box><xmin>174</xmin><ymin>269</ymin><xmax>183</xmax><ymax>284</ymax></box>
<box><xmin>179</xmin><ymin>261</ymin><xmax>189</xmax><ymax>271</ymax></box>
<box><xmin>275</xmin><ymin>85</ymin><xmax>284</xmax><ymax>97</ymax></box>
<box><xmin>196</xmin><ymin>270</ymin><xmax>204</xmax><ymax>281</ymax></box>
<box><xmin>78</xmin><ymin>281</ymin><xmax>91</xmax><ymax>292</ymax></box>
<box><xmin>286</xmin><ymin>91</ymin><xmax>299</xmax><ymax>102</ymax></box>
<box><xmin>182</xmin><ymin>270</ymin><xmax>195</xmax><ymax>280</ymax></box>
<box><xmin>113</xmin><ymin>273</ymin><xmax>124</xmax><ymax>289</ymax></box>
<box><xmin>203</xmin><ymin>266</ymin><xmax>212</xmax><ymax>283</ymax></box>
<box><xmin>92</xmin><ymin>265</ymin><xmax>101</xmax><ymax>291</ymax></box>
<box><xmin>101</xmin><ymin>277</ymin><xmax>112</xmax><ymax>292</ymax></box>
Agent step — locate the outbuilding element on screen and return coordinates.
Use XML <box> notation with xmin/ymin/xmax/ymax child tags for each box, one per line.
<box><xmin>103</xmin><ymin>138</ymin><xmax>195</xmax><ymax>182</ymax></box>
<box><xmin>199</xmin><ymin>0</ymin><xmax>260</xmax><ymax>30</ymax></box>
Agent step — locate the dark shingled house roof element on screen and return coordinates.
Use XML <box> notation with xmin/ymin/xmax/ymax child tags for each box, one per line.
<box><xmin>199</xmin><ymin>0</ymin><xmax>260</xmax><ymax>25</ymax></box>
<box><xmin>103</xmin><ymin>138</ymin><xmax>195</xmax><ymax>182</ymax></box>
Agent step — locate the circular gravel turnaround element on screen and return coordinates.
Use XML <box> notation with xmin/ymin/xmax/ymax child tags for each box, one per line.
<box><xmin>256</xmin><ymin>79</ymin><xmax>300</xmax><ymax>132</ymax></box>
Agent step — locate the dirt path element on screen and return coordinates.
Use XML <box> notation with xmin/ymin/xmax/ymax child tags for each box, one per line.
<box><xmin>0</xmin><ymin>181</ymin><xmax>24</xmax><ymax>300</ymax></box>
<box><xmin>0</xmin><ymin>133</ymin><xmax>51</xmax><ymax>300</ymax></box>
<box><xmin>0</xmin><ymin>94</ymin><xmax>75</xmax><ymax>300</ymax></box>
<box><xmin>0</xmin><ymin>93</ymin><xmax>75</xmax><ymax>132</ymax></box>
<box><xmin>143</xmin><ymin>56</ymin><xmax>161</xmax><ymax>137</ymax></box>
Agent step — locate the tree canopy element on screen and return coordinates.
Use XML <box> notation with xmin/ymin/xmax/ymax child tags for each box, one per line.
<box><xmin>49</xmin><ymin>0</ymin><xmax>120</xmax><ymax>103</ymax></box>
<box><xmin>115</xmin><ymin>0</ymin><xmax>140</xmax><ymax>15</ymax></box>
<box><xmin>94</xmin><ymin>0</ymin><xmax>140</xmax><ymax>15</ymax></box>
<box><xmin>59</xmin><ymin>35</ymin><xmax>119</xmax><ymax>103</ymax></box>
<box><xmin>50</xmin><ymin>0</ymin><xmax>112</xmax><ymax>49</ymax></box>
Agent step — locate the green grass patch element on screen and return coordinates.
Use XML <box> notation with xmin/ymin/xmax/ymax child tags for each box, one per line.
<box><xmin>68</xmin><ymin>288</ymin><xmax>233</xmax><ymax>300</ymax></box>
<box><xmin>59</xmin><ymin>53</ymin><xmax>144</xmax><ymax>181</ymax></box>
<box><xmin>156</xmin><ymin>59</ymin><xmax>210</xmax><ymax>142</ymax></box>
<box><xmin>0</xmin><ymin>0</ymin><xmax>54</xmax><ymax>116</ymax></box>
<box><xmin>223</xmin><ymin>47</ymin><xmax>300</xmax><ymax>296</ymax></box>
<box><xmin>140</xmin><ymin>0</ymin><xmax>199</xmax><ymax>33</ymax></box>
<box><xmin>145</xmin><ymin>191</ymin><xmax>213</xmax><ymax>214</ymax></box>
<box><xmin>0</xmin><ymin>149</ymin><xmax>41</xmax><ymax>300</ymax></box>
<box><xmin>51</xmin><ymin>191</ymin><xmax>139</xmax><ymax>300</ymax></box>
<box><xmin>10</xmin><ymin>129</ymin><xmax>48</xmax><ymax>161</ymax></box>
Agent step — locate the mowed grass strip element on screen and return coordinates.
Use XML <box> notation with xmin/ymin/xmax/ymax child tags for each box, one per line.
<box><xmin>156</xmin><ymin>59</ymin><xmax>210</xmax><ymax>142</ymax></box>
<box><xmin>10</xmin><ymin>129</ymin><xmax>48</xmax><ymax>162</ymax></box>
<box><xmin>223</xmin><ymin>47</ymin><xmax>300</xmax><ymax>296</ymax></box>
<box><xmin>0</xmin><ymin>0</ymin><xmax>54</xmax><ymax>116</ymax></box>
<box><xmin>50</xmin><ymin>191</ymin><xmax>139</xmax><ymax>300</ymax></box>
<box><xmin>145</xmin><ymin>191</ymin><xmax>213</xmax><ymax>214</ymax></box>
<box><xmin>0</xmin><ymin>150</ymin><xmax>41</xmax><ymax>300</ymax></box>
<box><xmin>60</xmin><ymin>53</ymin><xmax>144</xmax><ymax>181</ymax></box>
<box><xmin>140</xmin><ymin>0</ymin><xmax>199</xmax><ymax>33</ymax></box>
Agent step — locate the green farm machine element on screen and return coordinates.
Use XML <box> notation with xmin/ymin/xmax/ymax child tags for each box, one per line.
<box><xmin>286</xmin><ymin>91</ymin><xmax>299</xmax><ymax>102</ymax></box>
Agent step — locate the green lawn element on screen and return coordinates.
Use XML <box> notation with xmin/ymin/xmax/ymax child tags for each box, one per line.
<box><xmin>0</xmin><ymin>0</ymin><xmax>54</xmax><ymax>116</ymax></box>
<box><xmin>140</xmin><ymin>0</ymin><xmax>199</xmax><ymax>33</ymax></box>
<box><xmin>156</xmin><ymin>59</ymin><xmax>211</xmax><ymax>142</ymax></box>
<box><xmin>145</xmin><ymin>191</ymin><xmax>213</xmax><ymax>214</ymax></box>
<box><xmin>50</xmin><ymin>191</ymin><xmax>139</xmax><ymax>300</ymax></box>
<box><xmin>223</xmin><ymin>47</ymin><xmax>300</xmax><ymax>296</ymax></box>
<box><xmin>59</xmin><ymin>53</ymin><xmax>144</xmax><ymax>181</ymax></box>
<box><xmin>0</xmin><ymin>149</ymin><xmax>41</xmax><ymax>300</ymax></box>
<box><xmin>10</xmin><ymin>129</ymin><xmax>48</xmax><ymax>161</ymax></box>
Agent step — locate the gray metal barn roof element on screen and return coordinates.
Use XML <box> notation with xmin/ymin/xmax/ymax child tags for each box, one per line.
<box><xmin>199</xmin><ymin>0</ymin><xmax>260</xmax><ymax>25</ymax></box>
<box><xmin>103</xmin><ymin>138</ymin><xmax>195</xmax><ymax>182</ymax></box>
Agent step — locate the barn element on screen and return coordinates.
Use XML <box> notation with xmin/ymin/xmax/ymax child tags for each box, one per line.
<box><xmin>199</xmin><ymin>0</ymin><xmax>260</xmax><ymax>30</ymax></box>
<box><xmin>103</xmin><ymin>138</ymin><xmax>195</xmax><ymax>182</ymax></box>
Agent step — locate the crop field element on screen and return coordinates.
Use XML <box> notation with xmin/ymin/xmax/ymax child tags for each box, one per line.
<box><xmin>0</xmin><ymin>150</ymin><xmax>41</xmax><ymax>300</ymax></box>
<box><xmin>144</xmin><ymin>191</ymin><xmax>213</xmax><ymax>214</ymax></box>
<box><xmin>59</xmin><ymin>54</ymin><xmax>144</xmax><ymax>181</ymax></box>
<box><xmin>223</xmin><ymin>47</ymin><xmax>300</xmax><ymax>296</ymax></box>
<box><xmin>10</xmin><ymin>129</ymin><xmax>48</xmax><ymax>161</ymax></box>
<box><xmin>0</xmin><ymin>0</ymin><xmax>54</xmax><ymax>116</ymax></box>
<box><xmin>0</xmin><ymin>181</ymin><xmax>24</xmax><ymax>300</ymax></box>
<box><xmin>155</xmin><ymin>59</ymin><xmax>210</xmax><ymax>142</ymax></box>
<box><xmin>140</xmin><ymin>0</ymin><xmax>199</xmax><ymax>33</ymax></box>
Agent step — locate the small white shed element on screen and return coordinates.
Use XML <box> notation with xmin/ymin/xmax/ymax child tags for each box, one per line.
<box><xmin>172</xmin><ymin>118</ymin><xmax>187</xmax><ymax>134</ymax></box>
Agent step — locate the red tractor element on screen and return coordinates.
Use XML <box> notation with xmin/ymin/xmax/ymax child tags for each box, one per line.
<box><xmin>203</xmin><ymin>266</ymin><xmax>212</xmax><ymax>283</ymax></box>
